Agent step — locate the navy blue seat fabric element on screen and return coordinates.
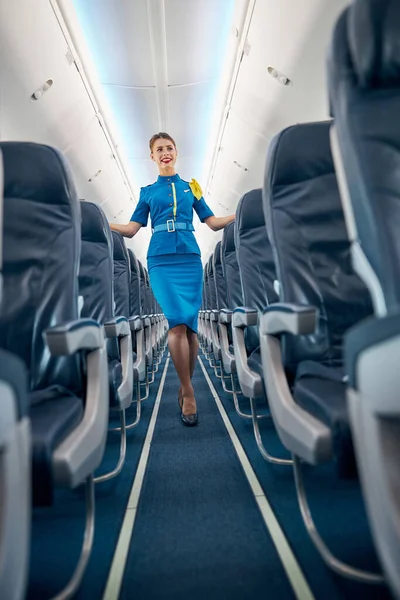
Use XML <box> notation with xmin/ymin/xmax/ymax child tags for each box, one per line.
<box><xmin>213</xmin><ymin>241</ymin><xmax>227</xmax><ymax>310</ymax></box>
<box><xmin>80</xmin><ymin>201</ymin><xmax>122</xmax><ymax>407</ymax></box>
<box><xmin>328</xmin><ymin>0</ymin><xmax>400</xmax><ymax>314</ymax></box>
<box><xmin>207</xmin><ymin>256</ymin><xmax>217</xmax><ymax>310</ymax></box>
<box><xmin>128</xmin><ymin>249</ymin><xmax>141</xmax><ymax>317</ymax></box>
<box><xmin>221</xmin><ymin>221</ymin><xmax>243</xmax><ymax>311</ymax></box>
<box><xmin>235</xmin><ymin>188</ymin><xmax>278</xmax><ymax>357</ymax></box>
<box><xmin>0</xmin><ymin>142</ymin><xmax>84</xmax><ymax>505</ymax></box>
<box><xmin>138</xmin><ymin>262</ymin><xmax>147</xmax><ymax>316</ymax></box>
<box><xmin>112</xmin><ymin>231</ymin><xmax>131</xmax><ymax>319</ymax></box>
<box><xmin>263</xmin><ymin>121</ymin><xmax>373</xmax><ymax>476</ymax></box>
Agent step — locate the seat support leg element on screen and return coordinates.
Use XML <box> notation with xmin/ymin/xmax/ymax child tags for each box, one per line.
<box><xmin>94</xmin><ymin>411</ymin><xmax>127</xmax><ymax>483</ymax></box>
<box><xmin>250</xmin><ymin>397</ymin><xmax>292</xmax><ymax>465</ymax></box>
<box><xmin>293</xmin><ymin>454</ymin><xmax>385</xmax><ymax>584</ymax></box>
<box><xmin>51</xmin><ymin>475</ymin><xmax>95</xmax><ymax>600</ymax></box>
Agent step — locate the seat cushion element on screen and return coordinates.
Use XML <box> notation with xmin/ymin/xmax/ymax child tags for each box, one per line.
<box><xmin>247</xmin><ymin>347</ymin><xmax>263</xmax><ymax>378</ymax></box>
<box><xmin>30</xmin><ymin>390</ymin><xmax>83</xmax><ymax>506</ymax></box>
<box><xmin>0</xmin><ymin>349</ymin><xmax>29</xmax><ymax>419</ymax></box>
<box><xmin>294</xmin><ymin>362</ymin><xmax>356</xmax><ymax>478</ymax></box>
<box><xmin>108</xmin><ymin>359</ymin><xmax>123</xmax><ymax>408</ymax></box>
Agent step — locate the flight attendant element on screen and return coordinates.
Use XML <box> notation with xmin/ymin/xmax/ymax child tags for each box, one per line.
<box><xmin>110</xmin><ymin>133</ymin><xmax>235</xmax><ymax>426</ymax></box>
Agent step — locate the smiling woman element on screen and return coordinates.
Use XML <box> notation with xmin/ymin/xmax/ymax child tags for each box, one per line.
<box><xmin>110</xmin><ymin>132</ymin><xmax>235</xmax><ymax>427</ymax></box>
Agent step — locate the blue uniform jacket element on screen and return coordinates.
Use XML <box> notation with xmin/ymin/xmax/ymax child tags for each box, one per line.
<box><xmin>130</xmin><ymin>173</ymin><xmax>214</xmax><ymax>258</ymax></box>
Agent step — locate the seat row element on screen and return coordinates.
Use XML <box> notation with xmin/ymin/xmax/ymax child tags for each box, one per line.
<box><xmin>0</xmin><ymin>142</ymin><xmax>167</xmax><ymax>600</ymax></box>
<box><xmin>200</xmin><ymin>0</ymin><xmax>400</xmax><ymax>596</ymax></box>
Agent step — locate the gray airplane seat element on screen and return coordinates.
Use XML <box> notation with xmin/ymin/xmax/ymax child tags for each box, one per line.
<box><xmin>329</xmin><ymin>0</ymin><xmax>400</xmax><ymax>595</ymax></box>
<box><xmin>260</xmin><ymin>121</ymin><xmax>383</xmax><ymax>583</ymax></box>
<box><xmin>80</xmin><ymin>202</ymin><xmax>138</xmax><ymax>481</ymax></box>
<box><xmin>212</xmin><ymin>241</ymin><xmax>227</xmax><ymax>311</ymax></box>
<box><xmin>0</xmin><ymin>152</ymin><xmax>31</xmax><ymax>600</ymax></box>
<box><xmin>128</xmin><ymin>248</ymin><xmax>141</xmax><ymax>318</ymax></box>
<box><xmin>217</xmin><ymin>221</ymin><xmax>243</xmax><ymax>378</ymax></box>
<box><xmin>0</xmin><ymin>142</ymin><xmax>109</xmax><ymax>597</ymax></box>
<box><xmin>232</xmin><ymin>188</ymin><xmax>278</xmax><ymax>398</ymax></box>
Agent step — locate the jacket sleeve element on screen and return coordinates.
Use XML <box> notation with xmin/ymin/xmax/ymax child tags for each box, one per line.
<box><xmin>130</xmin><ymin>187</ymin><xmax>150</xmax><ymax>226</ymax></box>
<box><xmin>193</xmin><ymin>196</ymin><xmax>214</xmax><ymax>222</ymax></box>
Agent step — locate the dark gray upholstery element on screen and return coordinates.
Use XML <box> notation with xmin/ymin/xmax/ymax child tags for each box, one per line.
<box><xmin>328</xmin><ymin>0</ymin><xmax>400</xmax><ymax>312</ymax></box>
<box><xmin>263</xmin><ymin>122</ymin><xmax>373</xmax><ymax>475</ymax></box>
<box><xmin>128</xmin><ymin>249</ymin><xmax>141</xmax><ymax>317</ymax></box>
<box><xmin>138</xmin><ymin>262</ymin><xmax>147</xmax><ymax>316</ymax></box>
<box><xmin>221</xmin><ymin>221</ymin><xmax>243</xmax><ymax>310</ymax></box>
<box><xmin>0</xmin><ymin>142</ymin><xmax>84</xmax><ymax>505</ymax></box>
<box><xmin>112</xmin><ymin>231</ymin><xmax>131</xmax><ymax>318</ymax></box>
<box><xmin>207</xmin><ymin>256</ymin><xmax>217</xmax><ymax>310</ymax></box>
<box><xmin>235</xmin><ymin>188</ymin><xmax>278</xmax><ymax>354</ymax></box>
<box><xmin>79</xmin><ymin>201</ymin><xmax>122</xmax><ymax>407</ymax></box>
<box><xmin>213</xmin><ymin>241</ymin><xmax>227</xmax><ymax>310</ymax></box>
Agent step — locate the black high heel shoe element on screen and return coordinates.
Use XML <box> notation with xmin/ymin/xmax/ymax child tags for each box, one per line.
<box><xmin>180</xmin><ymin>395</ymin><xmax>198</xmax><ymax>427</ymax></box>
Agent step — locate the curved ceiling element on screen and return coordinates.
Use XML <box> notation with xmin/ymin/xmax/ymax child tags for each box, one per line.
<box><xmin>0</xmin><ymin>0</ymin><xmax>349</xmax><ymax>264</ymax></box>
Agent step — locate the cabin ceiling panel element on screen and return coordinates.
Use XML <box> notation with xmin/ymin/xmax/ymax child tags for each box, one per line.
<box><xmin>72</xmin><ymin>0</ymin><xmax>154</xmax><ymax>87</ymax></box>
<box><xmin>168</xmin><ymin>79</ymin><xmax>215</xmax><ymax>161</ymax></box>
<box><xmin>0</xmin><ymin>0</ymin><xmax>96</xmax><ymax>152</ymax></box>
<box><xmin>101</xmin><ymin>85</ymin><xmax>159</xmax><ymax>159</ymax></box>
<box><xmin>165</xmin><ymin>0</ymin><xmax>234</xmax><ymax>86</ymax></box>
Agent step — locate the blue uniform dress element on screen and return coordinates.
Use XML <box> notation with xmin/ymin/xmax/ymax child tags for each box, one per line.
<box><xmin>130</xmin><ymin>173</ymin><xmax>214</xmax><ymax>333</ymax></box>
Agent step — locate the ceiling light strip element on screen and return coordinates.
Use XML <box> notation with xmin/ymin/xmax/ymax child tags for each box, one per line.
<box><xmin>146</xmin><ymin>0</ymin><xmax>170</xmax><ymax>131</ymax></box>
<box><xmin>205</xmin><ymin>0</ymin><xmax>257</xmax><ymax>195</ymax></box>
<box><xmin>49</xmin><ymin>0</ymin><xmax>136</xmax><ymax>203</ymax></box>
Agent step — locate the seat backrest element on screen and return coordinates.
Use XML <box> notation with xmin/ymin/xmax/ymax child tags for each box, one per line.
<box><xmin>138</xmin><ymin>262</ymin><xmax>147</xmax><ymax>315</ymax></box>
<box><xmin>328</xmin><ymin>0</ymin><xmax>400</xmax><ymax>315</ymax></box>
<box><xmin>111</xmin><ymin>231</ymin><xmax>131</xmax><ymax>318</ymax></box>
<box><xmin>212</xmin><ymin>241</ymin><xmax>227</xmax><ymax>310</ymax></box>
<box><xmin>221</xmin><ymin>221</ymin><xmax>243</xmax><ymax>310</ymax></box>
<box><xmin>0</xmin><ymin>142</ymin><xmax>82</xmax><ymax>394</ymax></box>
<box><xmin>263</xmin><ymin>121</ymin><xmax>373</xmax><ymax>373</ymax></box>
<box><xmin>127</xmin><ymin>249</ymin><xmax>141</xmax><ymax>317</ymax></box>
<box><xmin>79</xmin><ymin>201</ymin><xmax>114</xmax><ymax>323</ymax></box>
<box><xmin>207</xmin><ymin>256</ymin><xmax>217</xmax><ymax>310</ymax></box>
<box><xmin>235</xmin><ymin>188</ymin><xmax>278</xmax><ymax>352</ymax></box>
<box><xmin>144</xmin><ymin>268</ymin><xmax>154</xmax><ymax>314</ymax></box>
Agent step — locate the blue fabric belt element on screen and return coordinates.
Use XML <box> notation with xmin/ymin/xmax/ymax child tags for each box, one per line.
<box><xmin>152</xmin><ymin>221</ymin><xmax>195</xmax><ymax>233</ymax></box>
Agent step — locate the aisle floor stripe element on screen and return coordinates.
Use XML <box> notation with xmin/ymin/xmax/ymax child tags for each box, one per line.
<box><xmin>102</xmin><ymin>357</ymin><xmax>170</xmax><ymax>600</ymax></box>
<box><xmin>198</xmin><ymin>356</ymin><xmax>315</xmax><ymax>600</ymax></box>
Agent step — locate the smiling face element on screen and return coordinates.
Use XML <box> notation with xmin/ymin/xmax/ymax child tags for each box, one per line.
<box><xmin>150</xmin><ymin>136</ymin><xmax>177</xmax><ymax>175</ymax></box>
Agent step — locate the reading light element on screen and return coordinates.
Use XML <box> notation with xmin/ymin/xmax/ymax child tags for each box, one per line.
<box><xmin>266</xmin><ymin>66</ymin><xmax>292</xmax><ymax>87</ymax></box>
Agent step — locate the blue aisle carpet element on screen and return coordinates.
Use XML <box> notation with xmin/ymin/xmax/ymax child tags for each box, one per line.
<box><xmin>120</xmin><ymin>359</ymin><xmax>297</xmax><ymax>600</ymax></box>
<box><xmin>27</xmin><ymin>357</ymin><xmax>166</xmax><ymax>600</ymax></box>
<box><xmin>201</xmin><ymin>356</ymin><xmax>393</xmax><ymax>600</ymax></box>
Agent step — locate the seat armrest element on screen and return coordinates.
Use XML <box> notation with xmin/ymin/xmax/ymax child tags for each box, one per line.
<box><xmin>142</xmin><ymin>316</ymin><xmax>151</xmax><ymax>328</ymax></box>
<box><xmin>104</xmin><ymin>316</ymin><xmax>130</xmax><ymax>338</ymax></box>
<box><xmin>232</xmin><ymin>307</ymin><xmax>258</xmax><ymax>329</ymax></box>
<box><xmin>210</xmin><ymin>310</ymin><xmax>219</xmax><ymax>323</ymax></box>
<box><xmin>259</xmin><ymin>322</ymin><xmax>331</xmax><ymax>465</ymax></box>
<box><xmin>129</xmin><ymin>316</ymin><xmax>143</xmax><ymax>331</ymax></box>
<box><xmin>44</xmin><ymin>319</ymin><xmax>104</xmax><ymax>355</ymax></box>
<box><xmin>205</xmin><ymin>311</ymin><xmax>211</xmax><ymax>321</ymax></box>
<box><xmin>219</xmin><ymin>309</ymin><xmax>232</xmax><ymax>324</ymax></box>
<box><xmin>231</xmin><ymin>307</ymin><xmax>263</xmax><ymax>398</ymax></box>
<box><xmin>218</xmin><ymin>321</ymin><xmax>235</xmax><ymax>375</ymax></box>
<box><xmin>260</xmin><ymin>303</ymin><xmax>317</xmax><ymax>336</ymax></box>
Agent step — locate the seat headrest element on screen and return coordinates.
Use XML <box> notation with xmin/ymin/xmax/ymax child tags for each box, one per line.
<box><xmin>111</xmin><ymin>230</ymin><xmax>128</xmax><ymax>262</ymax></box>
<box><xmin>267</xmin><ymin>121</ymin><xmax>333</xmax><ymax>190</ymax></box>
<box><xmin>80</xmin><ymin>200</ymin><xmax>112</xmax><ymax>245</ymax></box>
<box><xmin>213</xmin><ymin>241</ymin><xmax>222</xmax><ymax>266</ymax></box>
<box><xmin>348</xmin><ymin>0</ymin><xmax>400</xmax><ymax>89</ymax></box>
<box><xmin>236</xmin><ymin>189</ymin><xmax>264</xmax><ymax>231</ymax></box>
<box><xmin>223</xmin><ymin>221</ymin><xmax>236</xmax><ymax>253</ymax></box>
<box><xmin>1</xmin><ymin>142</ymin><xmax>78</xmax><ymax>207</ymax></box>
